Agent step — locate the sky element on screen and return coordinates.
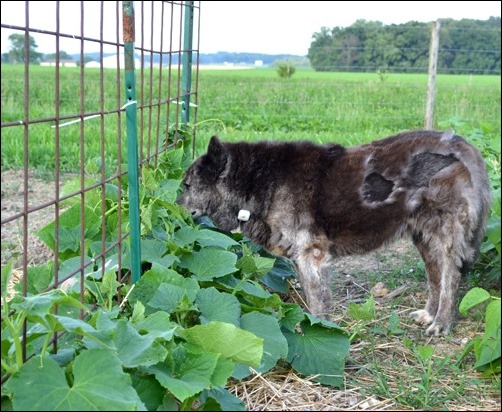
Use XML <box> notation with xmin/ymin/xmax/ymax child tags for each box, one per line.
<box><xmin>200</xmin><ymin>1</ymin><xmax>501</xmax><ymax>55</ymax></box>
<box><xmin>1</xmin><ymin>1</ymin><xmax>500</xmax><ymax>56</ymax></box>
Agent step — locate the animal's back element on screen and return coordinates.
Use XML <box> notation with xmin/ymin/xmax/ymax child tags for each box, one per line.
<box><xmin>314</xmin><ymin>130</ymin><xmax>492</xmax><ymax>259</ymax></box>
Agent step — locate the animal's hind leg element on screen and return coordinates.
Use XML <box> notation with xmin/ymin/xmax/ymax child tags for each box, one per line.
<box><xmin>429</xmin><ymin>261</ymin><xmax>461</xmax><ymax>336</ymax></box>
<box><xmin>410</xmin><ymin>242</ymin><xmax>441</xmax><ymax>327</ymax></box>
<box><xmin>411</xmin><ymin>236</ymin><xmax>461</xmax><ymax>336</ymax></box>
<box><xmin>295</xmin><ymin>260</ymin><xmax>333</xmax><ymax>319</ymax></box>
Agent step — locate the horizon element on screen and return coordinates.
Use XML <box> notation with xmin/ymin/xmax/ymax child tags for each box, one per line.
<box><xmin>1</xmin><ymin>1</ymin><xmax>500</xmax><ymax>56</ymax></box>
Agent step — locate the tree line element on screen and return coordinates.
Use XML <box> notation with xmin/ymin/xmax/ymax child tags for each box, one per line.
<box><xmin>3</xmin><ymin>17</ymin><xmax>500</xmax><ymax>74</ymax></box>
<box><xmin>307</xmin><ymin>17</ymin><xmax>501</xmax><ymax>74</ymax></box>
<box><xmin>1</xmin><ymin>33</ymin><xmax>305</xmax><ymax>67</ymax></box>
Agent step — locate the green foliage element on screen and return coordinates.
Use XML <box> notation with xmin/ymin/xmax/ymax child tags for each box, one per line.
<box><xmin>347</xmin><ymin>294</ymin><xmax>376</xmax><ymax>322</ymax></box>
<box><xmin>458</xmin><ymin>287</ymin><xmax>501</xmax><ymax>376</ymax></box>
<box><xmin>7</xmin><ymin>33</ymin><xmax>43</xmax><ymax>64</ymax></box>
<box><xmin>384</xmin><ymin>340</ymin><xmax>468</xmax><ymax>409</ymax></box>
<box><xmin>307</xmin><ymin>18</ymin><xmax>501</xmax><ymax>74</ymax></box>
<box><xmin>6</xmin><ymin>351</ymin><xmax>144</xmax><ymax>411</ymax></box>
<box><xmin>43</xmin><ymin>51</ymin><xmax>74</xmax><ymax>62</ymax></box>
<box><xmin>275</xmin><ymin>60</ymin><xmax>296</xmax><ymax>78</ymax></box>
<box><xmin>282</xmin><ymin>315</ymin><xmax>349</xmax><ymax>387</ymax></box>
<box><xmin>1</xmin><ymin>137</ymin><xmax>350</xmax><ymax>410</ymax></box>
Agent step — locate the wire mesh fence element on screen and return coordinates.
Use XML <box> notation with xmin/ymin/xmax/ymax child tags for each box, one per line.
<box><xmin>1</xmin><ymin>0</ymin><xmax>200</xmax><ymax>369</ymax></box>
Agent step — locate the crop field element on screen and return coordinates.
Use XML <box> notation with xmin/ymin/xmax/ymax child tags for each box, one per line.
<box><xmin>195</xmin><ymin>67</ymin><xmax>500</xmax><ymax>147</ymax></box>
<box><xmin>1</xmin><ymin>65</ymin><xmax>500</xmax><ymax>170</ymax></box>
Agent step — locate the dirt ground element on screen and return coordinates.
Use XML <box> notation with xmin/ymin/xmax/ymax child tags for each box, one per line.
<box><xmin>1</xmin><ymin>170</ymin><xmax>61</xmax><ymax>268</ymax></box>
<box><xmin>1</xmin><ymin>169</ymin><xmax>500</xmax><ymax>411</ymax></box>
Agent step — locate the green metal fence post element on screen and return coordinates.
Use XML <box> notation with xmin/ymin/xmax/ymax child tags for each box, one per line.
<box><xmin>122</xmin><ymin>1</ymin><xmax>141</xmax><ymax>284</ymax></box>
<box><xmin>181</xmin><ymin>1</ymin><xmax>195</xmax><ymax>125</ymax></box>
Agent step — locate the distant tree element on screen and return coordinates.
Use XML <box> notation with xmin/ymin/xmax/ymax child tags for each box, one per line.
<box><xmin>276</xmin><ymin>60</ymin><xmax>296</xmax><ymax>78</ymax></box>
<box><xmin>77</xmin><ymin>56</ymin><xmax>95</xmax><ymax>67</ymax></box>
<box><xmin>44</xmin><ymin>51</ymin><xmax>74</xmax><ymax>61</ymax></box>
<box><xmin>335</xmin><ymin>32</ymin><xmax>361</xmax><ymax>70</ymax></box>
<box><xmin>8</xmin><ymin>33</ymin><xmax>42</xmax><ymax>64</ymax></box>
<box><xmin>442</xmin><ymin>17</ymin><xmax>501</xmax><ymax>74</ymax></box>
<box><xmin>307</xmin><ymin>17</ymin><xmax>501</xmax><ymax>74</ymax></box>
<box><xmin>307</xmin><ymin>26</ymin><xmax>339</xmax><ymax>71</ymax></box>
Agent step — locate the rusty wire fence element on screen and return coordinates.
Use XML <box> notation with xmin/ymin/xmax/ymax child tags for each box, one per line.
<box><xmin>1</xmin><ymin>0</ymin><xmax>200</xmax><ymax>370</ymax></box>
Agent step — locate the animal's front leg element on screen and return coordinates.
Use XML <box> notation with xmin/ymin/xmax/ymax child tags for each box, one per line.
<box><xmin>294</xmin><ymin>242</ymin><xmax>334</xmax><ymax>319</ymax></box>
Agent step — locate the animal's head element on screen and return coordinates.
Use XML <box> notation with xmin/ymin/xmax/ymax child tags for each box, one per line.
<box><xmin>177</xmin><ymin>136</ymin><xmax>240</xmax><ymax>231</ymax></box>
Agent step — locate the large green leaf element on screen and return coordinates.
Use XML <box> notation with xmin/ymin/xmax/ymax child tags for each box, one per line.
<box><xmin>58</xmin><ymin>226</ymin><xmax>81</xmax><ymax>253</ymax></box>
<box><xmin>280</xmin><ymin>303</ymin><xmax>310</xmax><ymax>332</ymax></box>
<box><xmin>146</xmin><ymin>269</ymin><xmax>199</xmax><ymax>314</ymax></box>
<box><xmin>36</xmin><ymin>202</ymin><xmax>101</xmax><ymax>254</ymax></box>
<box><xmin>140</xmin><ymin>238</ymin><xmax>179</xmax><ymax>268</ymax></box>
<box><xmin>210</xmin><ymin>356</ymin><xmax>235</xmax><ymax>387</ymax></box>
<box><xmin>459</xmin><ymin>287</ymin><xmax>492</xmax><ymax>316</ymax></box>
<box><xmin>6</xmin><ymin>350</ymin><xmax>143</xmax><ymax>411</ymax></box>
<box><xmin>141</xmin><ymin>238</ymin><xmax>167</xmax><ymax>257</ymax></box>
<box><xmin>282</xmin><ymin>317</ymin><xmax>350</xmax><ymax>387</ymax></box>
<box><xmin>133</xmin><ymin>311</ymin><xmax>179</xmax><ymax>340</ymax></box>
<box><xmin>52</xmin><ymin>315</ymin><xmax>98</xmax><ymax>335</ymax></box>
<box><xmin>114</xmin><ymin>320</ymin><xmax>169</xmax><ymax>367</ymax></box>
<box><xmin>150</xmin><ymin>349</ymin><xmax>222</xmax><ymax>402</ymax></box>
<box><xmin>196</xmin><ymin>229</ymin><xmax>240</xmax><ymax>249</ymax></box>
<box><xmin>10</xmin><ymin>289</ymin><xmax>88</xmax><ymax>328</ymax></box>
<box><xmin>196</xmin><ymin>287</ymin><xmax>241</xmax><ymax>326</ymax></box>
<box><xmin>154</xmin><ymin>178</ymin><xmax>181</xmax><ymax>203</ymax></box>
<box><xmin>130</xmin><ymin>373</ymin><xmax>166</xmax><ymax>412</ymax></box>
<box><xmin>83</xmin><ymin>318</ymin><xmax>168</xmax><ymax>368</ymax></box>
<box><xmin>172</xmin><ymin>226</ymin><xmax>204</xmax><ymax>247</ymax></box>
<box><xmin>475</xmin><ymin>299</ymin><xmax>501</xmax><ymax>370</ymax></box>
<box><xmin>181</xmin><ymin>321</ymin><xmax>263</xmax><ymax>367</ymax></box>
<box><xmin>173</xmin><ymin>226</ymin><xmax>238</xmax><ymax>249</ymax></box>
<box><xmin>178</xmin><ymin>249</ymin><xmax>238</xmax><ymax>280</ymax></box>
<box><xmin>237</xmin><ymin>254</ymin><xmax>275</xmax><ymax>277</ymax></box>
<box><xmin>233</xmin><ymin>311</ymin><xmax>288</xmax><ymax>379</ymax></box>
<box><xmin>148</xmin><ymin>283</ymin><xmax>196</xmax><ymax>314</ymax></box>
<box><xmin>26</xmin><ymin>262</ymin><xmax>55</xmax><ymax>294</ymax></box>
<box><xmin>260</xmin><ymin>256</ymin><xmax>296</xmax><ymax>293</ymax></box>
<box><xmin>129</xmin><ymin>264</ymin><xmax>196</xmax><ymax>314</ymax></box>
<box><xmin>199</xmin><ymin>387</ymin><xmax>246</xmax><ymax>411</ymax></box>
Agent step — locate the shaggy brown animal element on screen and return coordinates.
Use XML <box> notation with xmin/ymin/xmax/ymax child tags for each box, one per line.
<box><xmin>177</xmin><ymin>130</ymin><xmax>492</xmax><ymax>335</ymax></box>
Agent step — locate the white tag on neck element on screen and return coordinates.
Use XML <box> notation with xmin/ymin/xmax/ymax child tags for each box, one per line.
<box><xmin>237</xmin><ymin>209</ymin><xmax>250</xmax><ymax>222</ymax></box>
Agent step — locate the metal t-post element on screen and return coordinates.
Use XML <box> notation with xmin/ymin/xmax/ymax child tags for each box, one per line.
<box><xmin>122</xmin><ymin>1</ymin><xmax>141</xmax><ymax>283</ymax></box>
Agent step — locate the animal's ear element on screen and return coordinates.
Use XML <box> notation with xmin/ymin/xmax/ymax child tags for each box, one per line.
<box><xmin>201</xmin><ymin>135</ymin><xmax>229</xmax><ymax>180</ymax></box>
<box><xmin>207</xmin><ymin>136</ymin><xmax>226</xmax><ymax>158</ymax></box>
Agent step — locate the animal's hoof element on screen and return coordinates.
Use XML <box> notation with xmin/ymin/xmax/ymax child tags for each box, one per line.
<box><xmin>410</xmin><ymin>309</ymin><xmax>434</xmax><ymax>325</ymax></box>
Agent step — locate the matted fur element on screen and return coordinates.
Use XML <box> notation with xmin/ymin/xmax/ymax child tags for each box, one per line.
<box><xmin>177</xmin><ymin>130</ymin><xmax>492</xmax><ymax>335</ymax></box>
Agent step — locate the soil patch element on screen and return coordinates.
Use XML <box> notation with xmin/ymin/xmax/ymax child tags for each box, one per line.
<box><xmin>1</xmin><ymin>170</ymin><xmax>61</xmax><ymax>267</ymax></box>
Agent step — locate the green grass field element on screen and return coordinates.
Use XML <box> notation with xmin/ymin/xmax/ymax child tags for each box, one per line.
<box><xmin>194</xmin><ymin>67</ymin><xmax>501</xmax><ymax>153</ymax></box>
<box><xmin>1</xmin><ymin>64</ymin><xmax>500</xmax><ymax>170</ymax></box>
